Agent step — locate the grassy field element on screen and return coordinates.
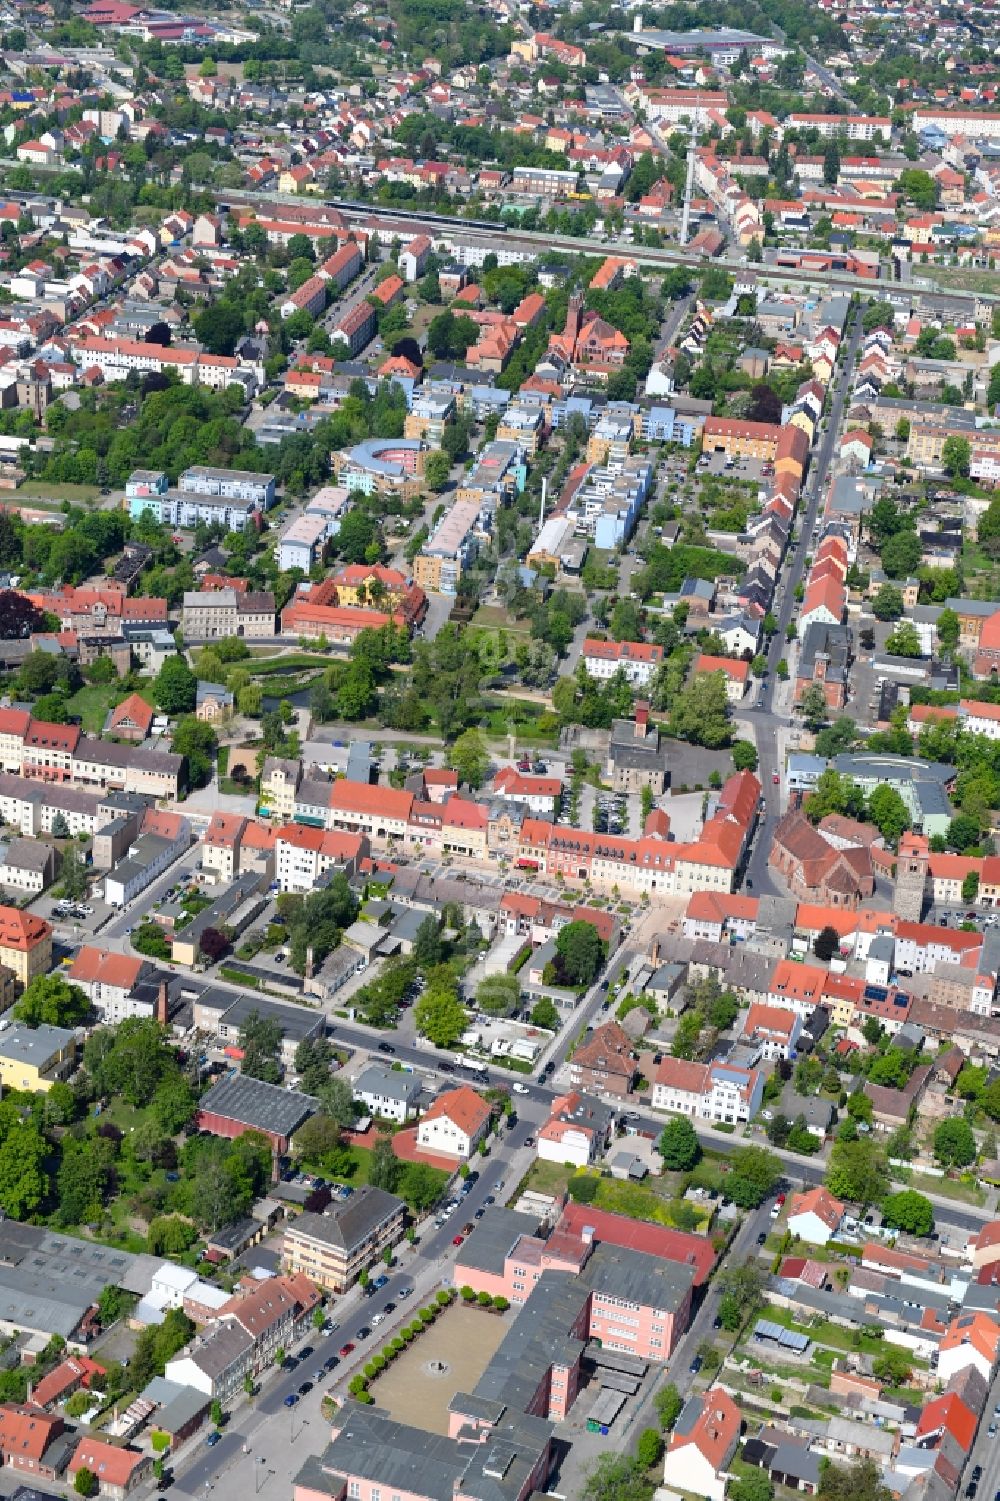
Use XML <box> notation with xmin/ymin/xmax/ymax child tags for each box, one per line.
<box><xmin>911</xmin><ymin>1170</ymin><xmax>987</xmax><ymax>1207</ymax></box>
<box><xmin>523</xmin><ymin>1159</ymin><xmax>575</xmax><ymax>1198</ymax></box>
<box><xmin>18</xmin><ymin>481</ymin><xmax>105</xmax><ymax>504</ymax></box>
<box><xmin>470</xmin><ymin>605</ymin><xmax>532</xmax><ymax>634</ymax></box>
<box><xmin>921</xmin><ymin>266</ymin><xmax>1000</xmax><ymax>295</ymax></box>
<box><xmin>65</xmin><ymin>683</ymin><xmax>126</xmax><ymax>734</ymax></box>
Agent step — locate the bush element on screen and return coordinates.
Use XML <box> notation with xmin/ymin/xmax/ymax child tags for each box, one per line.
<box><xmin>567</xmin><ymin>1173</ymin><xmax>599</xmax><ymax>1203</ymax></box>
<box><xmin>492</xmin><ymin>1295</ymin><xmax>509</xmax><ymax>1311</ymax></box>
<box><xmin>460</xmin><ymin>1285</ymin><xmax>475</xmax><ymax>1302</ymax></box>
<box><xmin>436</xmin><ymin>1289</ymin><xmax>451</xmax><ymax>1305</ymax></box>
<box><xmin>150</xmin><ymin>1432</ymin><xmax>170</xmax><ymax>1453</ymax></box>
<box><xmin>637</xmin><ymin>1428</ymin><xmax>664</xmax><ymax>1468</ymax></box>
<box><xmin>477</xmin><ymin>1290</ymin><xmax>492</xmax><ymax>1306</ymax></box>
<box><xmin>419</xmin><ymin>1307</ymin><xmax>434</xmax><ymax>1323</ymax></box>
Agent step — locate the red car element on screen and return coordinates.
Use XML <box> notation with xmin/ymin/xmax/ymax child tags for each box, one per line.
<box><xmin>338</xmin><ymin>1343</ymin><xmax>355</xmax><ymax>1358</ymax></box>
<box><xmin>452</xmin><ymin>1234</ymin><xmax>464</xmax><ymax>1246</ymax></box>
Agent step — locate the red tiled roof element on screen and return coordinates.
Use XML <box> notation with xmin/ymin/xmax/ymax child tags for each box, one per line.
<box><xmin>556</xmin><ymin>1201</ymin><xmax>715</xmax><ymax>1284</ymax></box>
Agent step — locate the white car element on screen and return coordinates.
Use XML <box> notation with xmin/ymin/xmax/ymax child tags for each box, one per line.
<box><xmin>512</xmin><ymin>1082</ymin><xmax>529</xmax><ymax>1095</ymax></box>
<box><xmin>371</xmin><ymin>1313</ymin><xmax>386</xmax><ymax>1328</ymax></box>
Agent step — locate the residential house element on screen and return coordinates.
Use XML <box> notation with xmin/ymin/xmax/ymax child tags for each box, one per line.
<box><xmin>786</xmin><ymin>1186</ymin><xmax>845</xmax><ymax>1245</ymax></box>
<box><xmin>663</xmin><ymin>1389</ymin><xmax>742</xmax><ymax>1501</ymax></box>
<box><xmin>567</xmin><ymin>1020</ymin><xmax>636</xmax><ymax>1100</ymax></box>
<box><xmin>416</xmin><ymin>1085</ymin><xmax>492</xmax><ymax>1159</ymax></box>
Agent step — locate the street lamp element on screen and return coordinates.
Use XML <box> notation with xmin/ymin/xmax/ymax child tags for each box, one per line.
<box><xmin>256</xmin><ymin>1458</ymin><xmax>266</xmax><ymax>1495</ymax></box>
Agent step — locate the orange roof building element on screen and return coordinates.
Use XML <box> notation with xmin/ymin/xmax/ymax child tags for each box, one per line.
<box><xmin>416</xmin><ymin>1085</ymin><xmax>491</xmax><ymax>1158</ymax></box>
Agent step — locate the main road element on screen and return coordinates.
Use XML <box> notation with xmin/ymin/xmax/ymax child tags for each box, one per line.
<box><xmin>740</xmin><ymin>307</ymin><xmax>865</xmax><ymax>898</ymax></box>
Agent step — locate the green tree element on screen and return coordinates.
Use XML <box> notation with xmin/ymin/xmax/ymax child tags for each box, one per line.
<box><xmin>826</xmin><ymin>1136</ymin><xmax>887</xmax><ymax>1207</ymax></box>
<box><xmin>0</xmin><ymin>1123</ymin><xmax>47</xmax><ymax>1217</ymax></box>
<box><xmin>475</xmin><ymin>974</ymin><xmax>520</xmax><ymax>1017</ymax></box>
<box><xmin>882</xmin><ymin>1189</ymin><xmax>934</xmax><ymax>1236</ymax></box>
<box><xmin>14</xmin><ymin>973</ymin><xmax>89</xmax><ymax>1028</ymax></box>
<box><xmin>554</xmin><ymin>921</ymin><xmax>606</xmax><ymax>987</ymax></box>
<box><xmin>871</xmin><ymin>584</ymin><xmax>904</xmax><ymax>621</ymax></box>
<box><xmin>813</xmin><ymin>925</ymin><xmax>840</xmax><ymax>962</ymax></box>
<box><xmin>654</xmin><ymin>1383</ymin><xmax>682</xmax><ymax>1432</ymax></box>
<box><xmin>413</xmin><ymin>983</ymin><xmax>468</xmax><ymax>1048</ymax></box>
<box><xmin>239</xmin><ymin>1011</ymin><xmax>283</xmax><ymax>1084</ymax></box>
<box><xmin>530</xmin><ymin>996</ymin><xmax>560</xmax><ymax>1030</ymax></box>
<box><xmin>933</xmin><ymin>1116</ymin><xmax>976</xmax><ymax>1167</ymax></box>
<box><xmin>658</xmin><ymin>1117</ymin><xmax>701</xmax><ymax>1172</ymax></box>
<box><xmin>937</xmin><ymin>607</ymin><xmax>960</xmax><ymax>657</ymax></box>
<box><xmin>884</xmin><ymin>620</ymin><xmax>922</xmax><ymax>658</ymax></box>
<box><xmin>941</xmin><ymin>434</ymin><xmax>971</xmax><ymax>477</ymax></box>
<box><xmin>717</xmin><ymin>1257</ymin><xmax>766</xmax><ymax>1322</ymax></box>
<box><xmin>669</xmin><ymin>671</ymin><xmax>731</xmax><ymax>747</ymax></box>
<box><xmin>60</xmin><ymin>843</ymin><xmax>88</xmax><ymax>901</ymax></box>
<box><xmin>729</xmin><ymin>1472</ymin><xmax>774</xmax><ymax>1501</ymax></box>
<box><xmin>172</xmin><ymin>715</ymin><xmax>218</xmax><ymax>789</ymax></box>
<box><xmin>583</xmin><ymin>1455</ymin><xmax>654</xmax><ymax>1501</ymax></box>
<box><xmin>726</xmin><ymin>1147</ymin><xmax>780</xmax><ymax>1208</ymax></box>
<box><xmin>871</xmin><ymin>1346</ymin><xmax>914</xmax><ymax>1385</ymax></box>
<box><xmin>636</xmin><ymin>1429</ymin><xmax>664</xmax><ymax>1468</ymax></box>
<box><xmin>210</xmin><ymin>1399</ymin><xmax>224</xmax><ymax>1428</ymax></box>
<box><xmin>799</xmin><ymin>682</ymin><xmax>829</xmax><ymax>730</ymax></box>
<box><xmin>868</xmin><ymin>783</ymin><xmax>910</xmax><ymax>844</ymax></box>
<box><xmin>880</xmin><ymin>530</ymin><xmax>922</xmax><ymax>579</ymax></box>
<box><xmin>424</xmin><ymin>451</ymin><xmax>451</xmax><ymax>492</ymax></box>
<box><xmin>368</xmin><ymin>1132</ymin><xmax>399</xmax><ymax>1193</ymax></box>
<box><xmin>154</xmin><ymin>655</ymin><xmax>197</xmax><ymax>715</ymax></box>
<box><xmin>75</xmin><ymin>1469</ymin><xmax>98</xmax><ymax>1497</ymax></box>
<box><xmin>450</xmin><ymin>728</ymin><xmax>490</xmax><ymax>789</ymax></box>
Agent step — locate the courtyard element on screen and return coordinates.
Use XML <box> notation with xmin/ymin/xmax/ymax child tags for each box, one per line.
<box><xmin>367</xmin><ymin>1302</ymin><xmax>511</xmax><ymax>1433</ymax></box>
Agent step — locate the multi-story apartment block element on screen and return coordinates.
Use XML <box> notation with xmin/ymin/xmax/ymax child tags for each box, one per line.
<box><xmin>181</xmin><ymin>589</ymin><xmax>276</xmax><ymax>639</ymax></box>
<box><xmin>281</xmin><ymin>1186</ymin><xmax>405</xmax><ymax>1292</ymax></box>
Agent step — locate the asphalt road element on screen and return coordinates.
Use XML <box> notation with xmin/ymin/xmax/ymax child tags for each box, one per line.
<box><xmin>172</xmin><ymin>1115</ymin><xmax>542</xmax><ymax>1500</ymax></box>
<box><xmin>741</xmin><ymin>310</ymin><xmax>865</xmax><ymax>898</ymax></box>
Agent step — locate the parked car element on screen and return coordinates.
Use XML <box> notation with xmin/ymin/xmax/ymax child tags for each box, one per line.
<box><xmin>206</xmin><ymin>1432</ymin><xmax>222</xmax><ymax>1448</ymax></box>
<box><xmin>338</xmin><ymin>1343</ymin><xmax>355</xmax><ymax>1358</ymax></box>
<box><xmin>283</xmin><ymin>1394</ymin><xmax>298</xmax><ymax>1409</ymax></box>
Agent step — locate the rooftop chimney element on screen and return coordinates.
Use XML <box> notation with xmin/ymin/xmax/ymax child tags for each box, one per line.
<box><xmin>581</xmin><ymin>1224</ymin><xmax>596</xmax><ymax>1244</ymax></box>
<box><xmin>634</xmin><ymin>701</ymin><xmax>650</xmax><ymax>739</ymax></box>
<box><xmin>155</xmin><ymin>980</ymin><xmax>169</xmax><ymax>1026</ymax></box>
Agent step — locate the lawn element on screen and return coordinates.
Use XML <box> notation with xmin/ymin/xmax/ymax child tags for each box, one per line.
<box><xmin>910</xmin><ymin>1170</ymin><xmax>986</xmax><ymax>1207</ymax></box>
<box><xmin>523</xmin><ymin>1159</ymin><xmax>575</xmax><ymax>1198</ymax></box>
<box><xmin>18</xmin><ymin>481</ymin><xmax>104</xmax><ymax>504</ymax></box>
<box><xmin>470</xmin><ymin>605</ymin><xmax>532</xmax><ymax>634</ymax></box>
<box><xmin>480</xmin><ymin>700</ymin><xmax>561</xmax><ymax>747</ymax></box>
<box><xmin>65</xmin><ymin>683</ymin><xmax>128</xmax><ymax>734</ymax></box>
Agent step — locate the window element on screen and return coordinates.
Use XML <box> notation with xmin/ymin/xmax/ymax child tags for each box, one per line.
<box><xmin>348</xmin><ymin>1485</ymin><xmax>361</xmax><ymax>1501</ymax></box>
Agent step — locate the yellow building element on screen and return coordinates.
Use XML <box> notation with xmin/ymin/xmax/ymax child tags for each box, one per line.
<box><xmin>0</xmin><ymin>1022</ymin><xmax>75</xmax><ymax>1093</ymax></box>
<box><xmin>0</xmin><ymin>907</ymin><xmax>52</xmax><ymax>989</ymax></box>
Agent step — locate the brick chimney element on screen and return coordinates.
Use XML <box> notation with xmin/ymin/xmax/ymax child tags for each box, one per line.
<box><xmin>649</xmin><ymin>937</ymin><xmax>660</xmax><ymax>967</ymax></box>
<box><xmin>634</xmin><ymin>701</ymin><xmax>650</xmax><ymax>739</ymax></box>
<box><xmin>156</xmin><ymin>980</ymin><xmax>169</xmax><ymax>1026</ymax></box>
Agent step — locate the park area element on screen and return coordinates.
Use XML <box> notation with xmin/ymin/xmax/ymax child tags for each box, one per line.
<box><xmin>366</xmin><ymin>1301</ymin><xmax>510</xmax><ymax>1433</ymax></box>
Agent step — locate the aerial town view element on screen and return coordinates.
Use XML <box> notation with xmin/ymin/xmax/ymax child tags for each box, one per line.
<box><xmin>2</xmin><ymin>1</ymin><xmax>1000</xmax><ymax>1501</ymax></box>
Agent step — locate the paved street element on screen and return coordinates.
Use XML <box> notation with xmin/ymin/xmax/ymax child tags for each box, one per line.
<box><xmin>171</xmin><ymin>1115</ymin><xmax>544</xmax><ymax>1501</ymax></box>
<box><xmin>742</xmin><ymin>309</ymin><xmax>865</xmax><ymax>898</ymax></box>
